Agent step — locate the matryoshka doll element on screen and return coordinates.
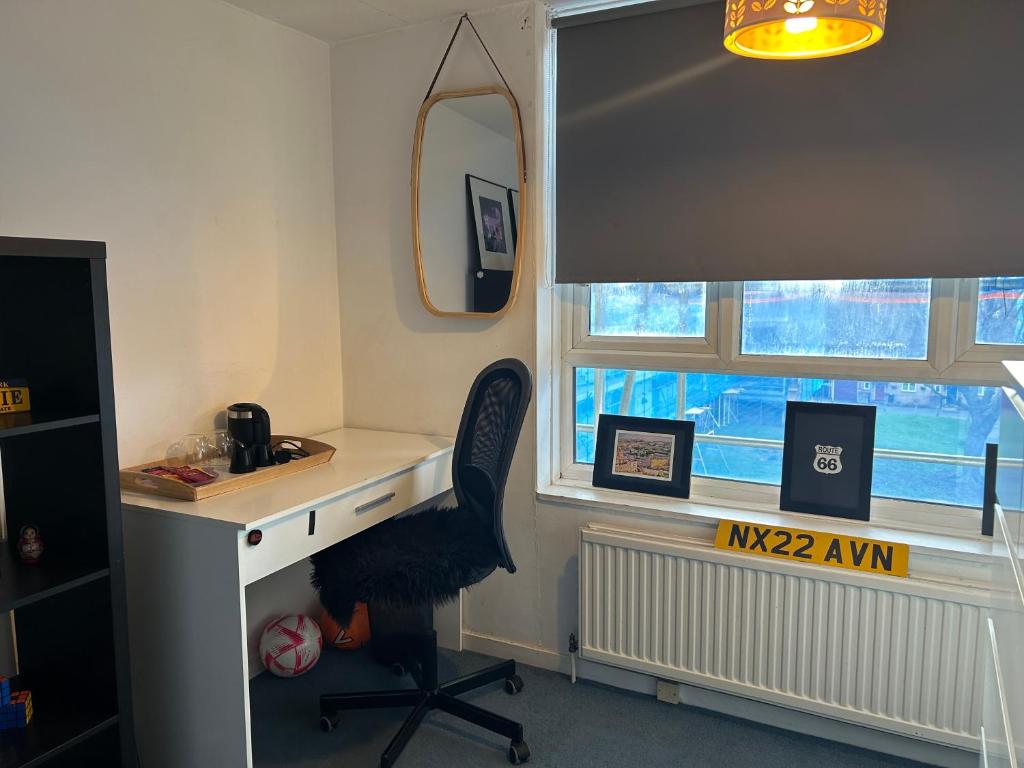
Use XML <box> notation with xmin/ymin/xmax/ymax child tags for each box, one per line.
<box><xmin>17</xmin><ymin>525</ymin><xmax>44</xmax><ymax>565</ymax></box>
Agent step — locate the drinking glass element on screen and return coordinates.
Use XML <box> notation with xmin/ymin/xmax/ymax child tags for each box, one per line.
<box><xmin>166</xmin><ymin>434</ymin><xmax>215</xmax><ymax>466</ymax></box>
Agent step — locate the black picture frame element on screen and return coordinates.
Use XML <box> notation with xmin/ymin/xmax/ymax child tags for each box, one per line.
<box><xmin>593</xmin><ymin>414</ymin><xmax>695</xmax><ymax>499</ymax></box>
<box><xmin>508</xmin><ymin>187</ymin><xmax>520</xmax><ymax>250</ymax></box>
<box><xmin>466</xmin><ymin>174</ymin><xmax>514</xmax><ymax>272</ymax></box>
<box><xmin>780</xmin><ymin>401</ymin><xmax>876</xmax><ymax>521</ymax></box>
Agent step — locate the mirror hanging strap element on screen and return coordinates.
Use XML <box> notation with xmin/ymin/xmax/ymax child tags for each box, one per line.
<box><xmin>423</xmin><ymin>13</ymin><xmax>521</xmax><ymax>119</ymax></box>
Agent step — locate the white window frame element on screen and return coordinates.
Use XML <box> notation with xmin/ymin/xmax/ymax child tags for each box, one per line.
<box><xmin>569</xmin><ymin>278</ymin><xmax>1018</xmax><ymax>380</ymax></box>
<box><xmin>956</xmin><ymin>277</ymin><xmax>1024</xmax><ymax>362</ymax></box>
<box><xmin>549</xmin><ymin>278</ymin><xmax>1018</xmax><ymax>537</ymax></box>
<box><xmin>572</xmin><ymin>282</ymin><xmax>719</xmax><ymax>356</ymax></box>
<box><xmin>723</xmin><ymin>279</ymin><xmax>955</xmax><ymax>378</ymax></box>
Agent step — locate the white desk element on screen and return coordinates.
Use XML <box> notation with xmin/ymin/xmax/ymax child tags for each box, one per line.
<box><xmin>122</xmin><ymin>428</ymin><xmax>454</xmax><ymax>768</ymax></box>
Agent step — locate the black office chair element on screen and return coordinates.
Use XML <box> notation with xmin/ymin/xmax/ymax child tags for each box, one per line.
<box><xmin>311</xmin><ymin>359</ymin><xmax>533</xmax><ymax>767</ymax></box>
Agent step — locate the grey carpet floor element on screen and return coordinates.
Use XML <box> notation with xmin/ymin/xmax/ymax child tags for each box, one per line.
<box><xmin>250</xmin><ymin>648</ymin><xmax>936</xmax><ymax>768</ymax></box>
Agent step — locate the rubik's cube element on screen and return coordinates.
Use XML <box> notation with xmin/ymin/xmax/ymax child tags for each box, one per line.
<box><xmin>0</xmin><ymin>688</ymin><xmax>33</xmax><ymax>730</ymax></box>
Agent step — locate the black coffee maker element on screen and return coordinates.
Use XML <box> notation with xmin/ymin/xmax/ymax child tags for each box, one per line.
<box><xmin>227</xmin><ymin>403</ymin><xmax>274</xmax><ymax>474</ymax></box>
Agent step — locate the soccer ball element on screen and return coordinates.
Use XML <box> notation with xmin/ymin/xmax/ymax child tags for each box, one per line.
<box><xmin>259</xmin><ymin>614</ymin><xmax>322</xmax><ymax>677</ymax></box>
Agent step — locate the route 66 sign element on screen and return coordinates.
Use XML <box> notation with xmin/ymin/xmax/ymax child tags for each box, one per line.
<box><xmin>813</xmin><ymin>445</ymin><xmax>843</xmax><ymax>475</ymax></box>
<box><xmin>781</xmin><ymin>402</ymin><xmax>876</xmax><ymax>522</ymax></box>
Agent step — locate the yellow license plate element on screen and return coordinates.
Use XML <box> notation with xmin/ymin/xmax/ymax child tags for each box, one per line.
<box><xmin>0</xmin><ymin>381</ymin><xmax>31</xmax><ymax>415</ymax></box>
<box><xmin>714</xmin><ymin>519</ymin><xmax>908</xmax><ymax>578</ymax></box>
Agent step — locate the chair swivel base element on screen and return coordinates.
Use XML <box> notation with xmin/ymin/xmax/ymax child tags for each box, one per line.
<box><xmin>320</xmin><ymin>657</ymin><xmax>529</xmax><ymax>767</ymax></box>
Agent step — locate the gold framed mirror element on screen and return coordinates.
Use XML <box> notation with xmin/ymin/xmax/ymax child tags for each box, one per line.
<box><xmin>411</xmin><ymin>85</ymin><xmax>526</xmax><ymax>318</ymax></box>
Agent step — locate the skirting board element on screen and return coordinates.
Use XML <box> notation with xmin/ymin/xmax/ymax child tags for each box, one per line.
<box><xmin>461</xmin><ymin>631</ymin><xmax>978</xmax><ymax>768</ymax></box>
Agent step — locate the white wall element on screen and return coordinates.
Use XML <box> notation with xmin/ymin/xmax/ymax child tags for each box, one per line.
<box><xmin>0</xmin><ymin>0</ymin><xmax>343</xmax><ymax>466</ymax></box>
<box><xmin>420</xmin><ymin>101</ymin><xmax>518</xmax><ymax>312</ymax></box>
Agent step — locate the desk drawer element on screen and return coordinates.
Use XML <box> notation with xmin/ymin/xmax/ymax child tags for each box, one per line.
<box><xmin>241</xmin><ymin>454</ymin><xmax>451</xmax><ymax>585</ymax></box>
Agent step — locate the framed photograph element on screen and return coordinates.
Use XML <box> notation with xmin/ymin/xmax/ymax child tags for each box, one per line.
<box><xmin>780</xmin><ymin>402</ymin><xmax>876</xmax><ymax>521</ymax></box>
<box><xmin>466</xmin><ymin>174</ymin><xmax>514</xmax><ymax>271</ymax></box>
<box><xmin>508</xmin><ymin>188</ymin><xmax>520</xmax><ymax>249</ymax></box>
<box><xmin>593</xmin><ymin>415</ymin><xmax>695</xmax><ymax>499</ymax></box>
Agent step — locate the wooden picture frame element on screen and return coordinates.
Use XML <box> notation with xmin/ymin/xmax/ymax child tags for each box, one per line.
<box><xmin>592</xmin><ymin>414</ymin><xmax>695</xmax><ymax>499</ymax></box>
<box><xmin>780</xmin><ymin>401</ymin><xmax>876</xmax><ymax>521</ymax></box>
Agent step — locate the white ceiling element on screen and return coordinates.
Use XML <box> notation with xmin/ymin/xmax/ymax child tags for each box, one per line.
<box><xmin>221</xmin><ymin>0</ymin><xmax>666</xmax><ymax>43</ymax></box>
<box><xmin>222</xmin><ymin>0</ymin><xmax>538</xmax><ymax>43</ymax></box>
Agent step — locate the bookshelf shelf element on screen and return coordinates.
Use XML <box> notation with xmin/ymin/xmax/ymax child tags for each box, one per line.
<box><xmin>0</xmin><ymin>414</ymin><xmax>100</xmax><ymax>441</ymax></box>
<box><xmin>0</xmin><ymin>546</ymin><xmax>110</xmax><ymax>615</ymax></box>
<box><xmin>0</xmin><ymin>712</ymin><xmax>118</xmax><ymax>768</ymax></box>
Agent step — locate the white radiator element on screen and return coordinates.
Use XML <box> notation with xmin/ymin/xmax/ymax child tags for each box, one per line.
<box><xmin>580</xmin><ymin>525</ymin><xmax>987</xmax><ymax>750</ymax></box>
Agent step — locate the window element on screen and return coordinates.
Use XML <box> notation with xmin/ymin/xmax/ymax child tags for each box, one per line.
<box><xmin>590</xmin><ymin>282</ymin><xmax>706</xmax><ymax>337</ymax></box>
<box><xmin>556</xmin><ymin>277</ymin><xmax>1024</xmax><ymax>525</ymax></box>
<box><xmin>976</xmin><ymin>276</ymin><xmax>1024</xmax><ymax>345</ymax></box>
<box><xmin>741</xmin><ymin>280</ymin><xmax>931</xmax><ymax>359</ymax></box>
<box><xmin>574</xmin><ymin>368</ymin><xmax>996</xmax><ymax>508</ymax></box>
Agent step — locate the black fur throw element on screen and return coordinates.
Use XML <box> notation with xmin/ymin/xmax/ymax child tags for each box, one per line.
<box><xmin>310</xmin><ymin>504</ymin><xmax>500</xmax><ymax>629</ymax></box>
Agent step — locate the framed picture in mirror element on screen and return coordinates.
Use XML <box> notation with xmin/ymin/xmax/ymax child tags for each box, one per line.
<box><xmin>508</xmin><ymin>188</ymin><xmax>520</xmax><ymax>250</ymax></box>
<box><xmin>467</xmin><ymin>175</ymin><xmax>514</xmax><ymax>272</ymax></box>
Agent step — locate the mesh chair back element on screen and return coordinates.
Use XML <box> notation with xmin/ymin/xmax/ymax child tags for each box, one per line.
<box><xmin>452</xmin><ymin>359</ymin><xmax>532</xmax><ymax>574</ymax></box>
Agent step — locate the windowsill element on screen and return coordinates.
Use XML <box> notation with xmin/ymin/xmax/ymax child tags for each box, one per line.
<box><xmin>538</xmin><ymin>478</ymin><xmax>998</xmax><ymax>565</ymax></box>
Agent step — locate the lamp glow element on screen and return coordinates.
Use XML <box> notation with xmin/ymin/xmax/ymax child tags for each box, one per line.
<box><xmin>784</xmin><ymin>16</ymin><xmax>818</xmax><ymax>34</ymax></box>
<box><xmin>724</xmin><ymin>0</ymin><xmax>886</xmax><ymax>60</ymax></box>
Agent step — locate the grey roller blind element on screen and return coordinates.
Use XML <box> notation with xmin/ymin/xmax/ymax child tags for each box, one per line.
<box><xmin>555</xmin><ymin>0</ymin><xmax>1024</xmax><ymax>284</ymax></box>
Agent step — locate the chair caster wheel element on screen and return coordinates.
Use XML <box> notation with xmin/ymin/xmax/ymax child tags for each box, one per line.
<box><xmin>504</xmin><ymin>674</ymin><xmax>524</xmax><ymax>695</ymax></box>
<box><xmin>320</xmin><ymin>714</ymin><xmax>340</xmax><ymax>733</ymax></box>
<box><xmin>391</xmin><ymin>662</ymin><xmax>406</xmax><ymax>677</ymax></box>
<box><xmin>508</xmin><ymin>740</ymin><xmax>530</xmax><ymax>764</ymax></box>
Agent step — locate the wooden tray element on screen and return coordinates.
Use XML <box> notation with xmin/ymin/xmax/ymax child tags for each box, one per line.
<box><xmin>119</xmin><ymin>434</ymin><xmax>336</xmax><ymax>502</ymax></box>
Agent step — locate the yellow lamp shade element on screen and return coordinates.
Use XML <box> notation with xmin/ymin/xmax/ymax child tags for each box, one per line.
<box><xmin>724</xmin><ymin>0</ymin><xmax>886</xmax><ymax>60</ymax></box>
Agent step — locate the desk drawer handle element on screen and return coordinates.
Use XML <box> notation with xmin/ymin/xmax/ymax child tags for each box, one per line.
<box><xmin>355</xmin><ymin>492</ymin><xmax>396</xmax><ymax>515</ymax></box>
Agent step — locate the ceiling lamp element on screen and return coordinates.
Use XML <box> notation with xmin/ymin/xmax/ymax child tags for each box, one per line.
<box><xmin>724</xmin><ymin>0</ymin><xmax>886</xmax><ymax>60</ymax></box>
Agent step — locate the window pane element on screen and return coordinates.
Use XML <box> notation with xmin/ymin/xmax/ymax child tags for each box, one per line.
<box><xmin>741</xmin><ymin>280</ymin><xmax>931</xmax><ymax>359</ymax></box>
<box><xmin>574</xmin><ymin>368</ymin><xmax>997</xmax><ymax>507</ymax></box>
<box><xmin>976</xmin><ymin>276</ymin><xmax>1024</xmax><ymax>345</ymax></box>
<box><xmin>590</xmin><ymin>282</ymin><xmax>706</xmax><ymax>337</ymax></box>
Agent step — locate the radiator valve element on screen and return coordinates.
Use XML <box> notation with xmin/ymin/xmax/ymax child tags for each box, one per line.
<box><xmin>568</xmin><ymin>633</ymin><xmax>578</xmax><ymax>684</ymax></box>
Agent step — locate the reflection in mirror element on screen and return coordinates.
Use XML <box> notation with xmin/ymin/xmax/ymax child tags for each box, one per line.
<box><xmin>415</xmin><ymin>90</ymin><xmax>523</xmax><ymax>316</ymax></box>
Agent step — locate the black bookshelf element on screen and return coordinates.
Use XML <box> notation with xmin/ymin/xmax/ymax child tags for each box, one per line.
<box><xmin>0</xmin><ymin>237</ymin><xmax>134</xmax><ymax>767</ymax></box>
